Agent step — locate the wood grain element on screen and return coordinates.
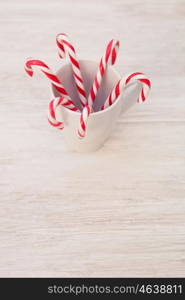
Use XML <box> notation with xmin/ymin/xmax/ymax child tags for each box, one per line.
<box><xmin>0</xmin><ymin>0</ymin><xmax>185</xmax><ymax>277</ymax></box>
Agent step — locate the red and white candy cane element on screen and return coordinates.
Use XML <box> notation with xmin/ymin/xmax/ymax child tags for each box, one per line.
<box><xmin>56</xmin><ymin>33</ymin><xmax>87</xmax><ymax>108</ymax></box>
<box><xmin>88</xmin><ymin>39</ymin><xmax>120</xmax><ymax>108</ymax></box>
<box><xmin>25</xmin><ymin>58</ymin><xmax>78</xmax><ymax>111</ymax></box>
<box><xmin>48</xmin><ymin>96</ymin><xmax>81</xmax><ymax>130</ymax></box>
<box><xmin>48</xmin><ymin>97</ymin><xmax>65</xmax><ymax>130</ymax></box>
<box><xmin>101</xmin><ymin>72</ymin><xmax>151</xmax><ymax>110</ymax></box>
<box><xmin>77</xmin><ymin>105</ymin><xmax>91</xmax><ymax>138</ymax></box>
<box><xmin>78</xmin><ymin>39</ymin><xmax>120</xmax><ymax>138</ymax></box>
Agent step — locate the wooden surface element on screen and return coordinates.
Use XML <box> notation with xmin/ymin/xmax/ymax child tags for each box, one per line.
<box><xmin>0</xmin><ymin>0</ymin><xmax>185</xmax><ymax>277</ymax></box>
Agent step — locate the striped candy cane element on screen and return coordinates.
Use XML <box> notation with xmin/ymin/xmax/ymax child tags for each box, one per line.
<box><xmin>88</xmin><ymin>39</ymin><xmax>120</xmax><ymax>108</ymax></box>
<box><xmin>56</xmin><ymin>33</ymin><xmax>87</xmax><ymax>108</ymax></box>
<box><xmin>77</xmin><ymin>105</ymin><xmax>91</xmax><ymax>138</ymax></box>
<box><xmin>78</xmin><ymin>39</ymin><xmax>120</xmax><ymax>138</ymax></box>
<box><xmin>48</xmin><ymin>97</ymin><xmax>65</xmax><ymax>130</ymax></box>
<box><xmin>25</xmin><ymin>58</ymin><xmax>78</xmax><ymax>111</ymax></box>
<box><xmin>48</xmin><ymin>96</ymin><xmax>80</xmax><ymax>130</ymax></box>
<box><xmin>101</xmin><ymin>72</ymin><xmax>151</xmax><ymax>110</ymax></box>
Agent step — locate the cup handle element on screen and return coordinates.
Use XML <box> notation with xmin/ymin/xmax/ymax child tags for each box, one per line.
<box><xmin>119</xmin><ymin>81</ymin><xmax>142</xmax><ymax>116</ymax></box>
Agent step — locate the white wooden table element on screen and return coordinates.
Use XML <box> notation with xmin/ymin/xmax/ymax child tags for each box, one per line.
<box><xmin>0</xmin><ymin>0</ymin><xmax>185</xmax><ymax>277</ymax></box>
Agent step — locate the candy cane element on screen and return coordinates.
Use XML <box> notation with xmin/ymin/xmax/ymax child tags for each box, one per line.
<box><xmin>78</xmin><ymin>39</ymin><xmax>120</xmax><ymax>138</ymax></box>
<box><xmin>88</xmin><ymin>39</ymin><xmax>120</xmax><ymax>108</ymax></box>
<box><xmin>56</xmin><ymin>33</ymin><xmax>87</xmax><ymax>108</ymax></box>
<box><xmin>77</xmin><ymin>105</ymin><xmax>91</xmax><ymax>138</ymax></box>
<box><xmin>24</xmin><ymin>58</ymin><xmax>78</xmax><ymax>111</ymax></box>
<box><xmin>48</xmin><ymin>97</ymin><xmax>65</xmax><ymax>130</ymax></box>
<box><xmin>48</xmin><ymin>96</ymin><xmax>81</xmax><ymax>130</ymax></box>
<box><xmin>101</xmin><ymin>72</ymin><xmax>151</xmax><ymax>110</ymax></box>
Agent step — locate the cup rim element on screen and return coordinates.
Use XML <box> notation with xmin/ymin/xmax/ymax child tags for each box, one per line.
<box><xmin>51</xmin><ymin>59</ymin><xmax>121</xmax><ymax>117</ymax></box>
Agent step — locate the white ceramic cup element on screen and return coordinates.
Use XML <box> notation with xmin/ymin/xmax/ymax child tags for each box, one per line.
<box><xmin>51</xmin><ymin>60</ymin><xmax>141</xmax><ymax>152</ymax></box>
